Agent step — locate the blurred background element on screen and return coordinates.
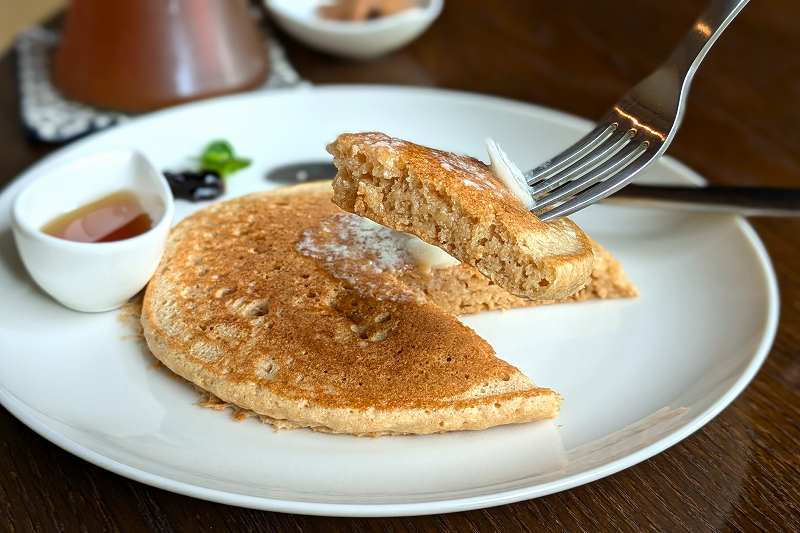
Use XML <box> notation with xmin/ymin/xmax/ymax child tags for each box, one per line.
<box><xmin>0</xmin><ymin>0</ymin><xmax>63</xmax><ymax>52</ymax></box>
<box><xmin>2</xmin><ymin>0</ymin><xmax>794</xmax><ymax>190</ymax></box>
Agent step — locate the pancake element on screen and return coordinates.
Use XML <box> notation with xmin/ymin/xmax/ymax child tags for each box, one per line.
<box><xmin>328</xmin><ymin>132</ymin><xmax>595</xmax><ymax>301</ymax></box>
<box><xmin>412</xmin><ymin>242</ymin><xmax>637</xmax><ymax>315</ymax></box>
<box><xmin>142</xmin><ymin>183</ymin><xmax>563</xmax><ymax>435</ymax></box>
<box><xmin>142</xmin><ymin>182</ymin><xmax>636</xmax><ymax>435</ymax></box>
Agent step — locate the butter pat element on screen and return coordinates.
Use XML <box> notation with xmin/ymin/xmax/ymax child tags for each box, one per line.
<box><xmin>359</xmin><ymin>216</ymin><xmax>460</xmax><ymax>271</ymax></box>
<box><xmin>485</xmin><ymin>138</ymin><xmax>535</xmax><ymax>209</ymax></box>
<box><xmin>403</xmin><ymin>236</ymin><xmax>461</xmax><ymax>271</ymax></box>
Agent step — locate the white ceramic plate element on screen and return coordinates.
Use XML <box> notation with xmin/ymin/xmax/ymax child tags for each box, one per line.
<box><xmin>0</xmin><ymin>86</ymin><xmax>778</xmax><ymax>517</ymax></box>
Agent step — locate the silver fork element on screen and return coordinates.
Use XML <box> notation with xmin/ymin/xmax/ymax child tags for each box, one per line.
<box><xmin>527</xmin><ymin>0</ymin><xmax>749</xmax><ymax>222</ymax></box>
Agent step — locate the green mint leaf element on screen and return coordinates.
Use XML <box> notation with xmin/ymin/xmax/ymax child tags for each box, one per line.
<box><xmin>198</xmin><ymin>140</ymin><xmax>251</xmax><ymax>178</ymax></box>
<box><xmin>220</xmin><ymin>158</ymin><xmax>251</xmax><ymax>177</ymax></box>
<box><xmin>201</xmin><ymin>140</ymin><xmax>235</xmax><ymax>166</ymax></box>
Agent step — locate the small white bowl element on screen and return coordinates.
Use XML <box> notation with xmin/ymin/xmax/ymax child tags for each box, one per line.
<box><xmin>11</xmin><ymin>149</ymin><xmax>174</xmax><ymax>312</ymax></box>
<box><xmin>265</xmin><ymin>0</ymin><xmax>444</xmax><ymax>60</ymax></box>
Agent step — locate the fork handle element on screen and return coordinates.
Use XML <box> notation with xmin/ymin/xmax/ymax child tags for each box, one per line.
<box><xmin>632</xmin><ymin>0</ymin><xmax>750</xmax><ymax>138</ymax></box>
<box><xmin>606</xmin><ymin>185</ymin><xmax>800</xmax><ymax>217</ymax></box>
<box><xmin>666</xmin><ymin>0</ymin><xmax>750</xmax><ymax>81</ymax></box>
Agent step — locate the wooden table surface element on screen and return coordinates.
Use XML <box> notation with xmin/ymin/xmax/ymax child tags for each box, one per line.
<box><xmin>2</xmin><ymin>1</ymin><xmax>799</xmax><ymax>531</ymax></box>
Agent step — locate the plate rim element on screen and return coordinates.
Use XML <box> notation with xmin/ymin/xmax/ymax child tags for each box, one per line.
<box><xmin>0</xmin><ymin>84</ymin><xmax>780</xmax><ymax>517</ymax></box>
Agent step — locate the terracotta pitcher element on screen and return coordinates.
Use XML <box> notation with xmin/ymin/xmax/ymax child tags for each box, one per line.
<box><xmin>53</xmin><ymin>0</ymin><xmax>269</xmax><ymax>113</ymax></box>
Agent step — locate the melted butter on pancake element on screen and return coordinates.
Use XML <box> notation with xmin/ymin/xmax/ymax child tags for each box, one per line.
<box><xmin>297</xmin><ymin>213</ymin><xmax>459</xmax><ymax>301</ymax></box>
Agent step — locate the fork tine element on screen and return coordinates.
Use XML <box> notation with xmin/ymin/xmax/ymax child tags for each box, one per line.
<box><xmin>525</xmin><ymin>123</ymin><xmax>618</xmax><ymax>185</ymax></box>
<box><xmin>530</xmin><ymin>127</ymin><xmax>635</xmax><ymax>196</ymax></box>
<box><xmin>536</xmin><ymin>141</ymin><xmax>652</xmax><ymax>221</ymax></box>
<box><xmin>534</xmin><ymin>139</ymin><xmax>649</xmax><ymax>210</ymax></box>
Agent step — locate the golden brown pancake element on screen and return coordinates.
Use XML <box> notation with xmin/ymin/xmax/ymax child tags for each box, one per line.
<box><xmin>328</xmin><ymin>132</ymin><xmax>596</xmax><ymax>301</ymax></box>
<box><xmin>411</xmin><ymin>242</ymin><xmax>637</xmax><ymax>315</ymax></box>
<box><xmin>142</xmin><ymin>183</ymin><xmax>564</xmax><ymax>435</ymax></box>
<box><xmin>141</xmin><ymin>182</ymin><xmax>636</xmax><ymax>435</ymax></box>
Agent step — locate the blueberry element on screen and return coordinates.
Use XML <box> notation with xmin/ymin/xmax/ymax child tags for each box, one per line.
<box><xmin>164</xmin><ymin>170</ymin><xmax>224</xmax><ymax>201</ymax></box>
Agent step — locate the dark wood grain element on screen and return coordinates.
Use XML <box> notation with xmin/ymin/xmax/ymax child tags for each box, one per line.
<box><xmin>2</xmin><ymin>1</ymin><xmax>799</xmax><ymax>531</ymax></box>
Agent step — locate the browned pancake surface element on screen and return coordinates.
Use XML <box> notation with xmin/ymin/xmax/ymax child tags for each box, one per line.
<box><xmin>142</xmin><ymin>183</ymin><xmax>561</xmax><ymax>435</ymax></box>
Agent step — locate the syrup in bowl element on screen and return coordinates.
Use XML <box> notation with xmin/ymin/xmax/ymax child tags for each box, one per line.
<box><xmin>41</xmin><ymin>190</ymin><xmax>153</xmax><ymax>243</ymax></box>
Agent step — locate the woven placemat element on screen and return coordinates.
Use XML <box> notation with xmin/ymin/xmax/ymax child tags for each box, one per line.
<box><xmin>15</xmin><ymin>26</ymin><xmax>306</xmax><ymax>143</ymax></box>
